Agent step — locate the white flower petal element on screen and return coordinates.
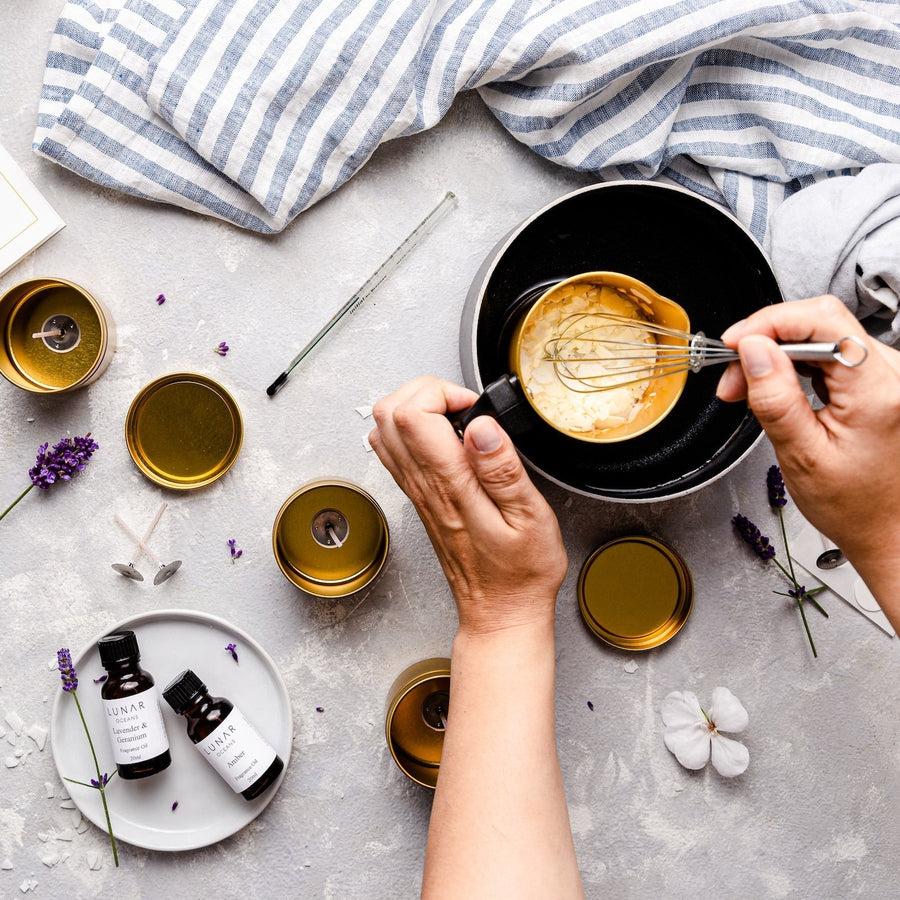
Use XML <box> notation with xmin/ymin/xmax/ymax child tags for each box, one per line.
<box><xmin>710</xmin><ymin>733</ymin><xmax>749</xmax><ymax>777</ymax></box>
<box><xmin>664</xmin><ymin>722</ymin><xmax>711</xmax><ymax>770</ymax></box>
<box><xmin>708</xmin><ymin>687</ymin><xmax>748</xmax><ymax>734</ymax></box>
<box><xmin>661</xmin><ymin>691</ymin><xmax>703</xmax><ymax>728</ymax></box>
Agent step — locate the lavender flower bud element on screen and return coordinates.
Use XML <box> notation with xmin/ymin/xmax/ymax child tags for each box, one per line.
<box><xmin>732</xmin><ymin>514</ymin><xmax>776</xmax><ymax>560</ymax></box>
<box><xmin>57</xmin><ymin>648</ymin><xmax>78</xmax><ymax>692</ymax></box>
<box><xmin>767</xmin><ymin>465</ymin><xmax>787</xmax><ymax>508</ymax></box>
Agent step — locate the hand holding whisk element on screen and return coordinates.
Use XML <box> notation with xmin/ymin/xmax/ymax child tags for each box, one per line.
<box><xmin>544</xmin><ymin>312</ymin><xmax>869</xmax><ymax>393</ymax></box>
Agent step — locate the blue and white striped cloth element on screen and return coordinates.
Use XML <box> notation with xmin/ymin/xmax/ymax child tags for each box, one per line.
<box><xmin>35</xmin><ymin>0</ymin><xmax>900</xmax><ymax>240</ymax></box>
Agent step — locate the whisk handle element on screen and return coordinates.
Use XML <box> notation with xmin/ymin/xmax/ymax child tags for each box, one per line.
<box><xmin>446</xmin><ymin>375</ymin><xmax>534</xmax><ymax>440</ymax></box>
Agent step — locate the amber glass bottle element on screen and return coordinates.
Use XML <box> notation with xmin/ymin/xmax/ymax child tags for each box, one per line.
<box><xmin>98</xmin><ymin>631</ymin><xmax>171</xmax><ymax>779</ymax></box>
<box><xmin>162</xmin><ymin>669</ymin><xmax>284</xmax><ymax>801</ymax></box>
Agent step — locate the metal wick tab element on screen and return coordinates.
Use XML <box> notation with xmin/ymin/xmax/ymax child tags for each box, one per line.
<box><xmin>112</xmin><ymin>504</ymin><xmax>182</xmax><ymax>584</ymax></box>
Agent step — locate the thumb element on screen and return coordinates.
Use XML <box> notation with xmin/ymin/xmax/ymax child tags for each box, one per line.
<box><xmin>463</xmin><ymin>416</ymin><xmax>543</xmax><ymax>521</ymax></box>
<box><xmin>738</xmin><ymin>335</ymin><xmax>819</xmax><ymax>446</ymax></box>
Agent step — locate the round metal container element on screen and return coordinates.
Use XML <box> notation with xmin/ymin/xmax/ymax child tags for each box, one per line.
<box><xmin>273</xmin><ymin>480</ymin><xmax>389</xmax><ymax>598</ymax></box>
<box><xmin>578</xmin><ymin>535</ymin><xmax>693</xmax><ymax>650</ymax></box>
<box><xmin>125</xmin><ymin>373</ymin><xmax>243</xmax><ymax>490</ymax></box>
<box><xmin>385</xmin><ymin>657</ymin><xmax>451</xmax><ymax>789</ymax></box>
<box><xmin>0</xmin><ymin>277</ymin><xmax>116</xmax><ymax>393</ymax></box>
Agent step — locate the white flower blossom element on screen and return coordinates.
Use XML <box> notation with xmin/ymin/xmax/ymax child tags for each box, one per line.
<box><xmin>661</xmin><ymin>687</ymin><xmax>749</xmax><ymax>777</ymax></box>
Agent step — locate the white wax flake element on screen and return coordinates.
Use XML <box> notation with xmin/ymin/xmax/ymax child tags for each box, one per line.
<box><xmin>14</xmin><ymin>749</ymin><xmax>26</xmax><ymax>758</ymax></box>
<box><xmin>56</xmin><ymin>829</ymin><xmax>75</xmax><ymax>842</ymax></box>
<box><xmin>75</xmin><ymin>820</ymin><xmax>88</xmax><ymax>834</ymax></box>
<box><xmin>58</xmin><ymin>787</ymin><xmax>70</xmax><ymax>800</ymax></box>
<box><xmin>5</xmin><ymin>756</ymin><xmax>19</xmax><ymax>768</ymax></box>
<box><xmin>19</xmin><ymin>878</ymin><xmax>38</xmax><ymax>893</ymax></box>
<box><xmin>27</xmin><ymin>417</ymin><xmax>35</xmax><ymax>423</ymax></box>
<box><xmin>58</xmin><ymin>800</ymin><xmax>76</xmax><ymax>810</ymax></box>
<box><xmin>26</xmin><ymin>725</ymin><xmax>47</xmax><ymax>751</ymax></box>
<box><xmin>5</xmin><ymin>711</ymin><xmax>24</xmax><ymax>734</ymax></box>
<box><xmin>0</xmin><ymin>725</ymin><xmax>6</xmax><ymax>739</ymax></box>
<box><xmin>354</xmin><ymin>405</ymin><xmax>374</xmax><ymax>418</ymax></box>
<box><xmin>362</xmin><ymin>433</ymin><xmax>373</xmax><ymax>452</ymax></box>
<box><xmin>40</xmin><ymin>853</ymin><xmax>60</xmax><ymax>868</ymax></box>
<box><xmin>623</xmin><ymin>659</ymin><xmax>639</xmax><ymax>674</ymax></box>
<box><xmin>1</xmin><ymin>859</ymin><xmax>13</xmax><ymax>870</ymax></box>
<box><xmin>6</xmin><ymin>733</ymin><xmax>16</xmax><ymax>746</ymax></box>
<box><xmin>37</xmin><ymin>833</ymin><xmax>50</xmax><ymax>843</ymax></box>
<box><xmin>43</xmin><ymin>783</ymin><xmax>55</xmax><ymax>799</ymax></box>
<box><xmin>563</xmin><ymin>496</ymin><xmax>574</xmax><ymax>508</ymax></box>
<box><xmin>47</xmin><ymin>659</ymin><xmax>57</xmax><ymax>670</ymax></box>
<box><xmin>86</xmin><ymin>850</ymin><xmax>102</xmax><ymax>871</ymax></box>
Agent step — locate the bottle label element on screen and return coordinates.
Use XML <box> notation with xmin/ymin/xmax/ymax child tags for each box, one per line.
<box><xmin>196</xmin><ymin>707</ymin><xmax>278</xmax><ymax>793</ymax></box>
<box><xmin>102</xmin><ymin>686</ymin><xmax>170</xmax><ymax>764</ymax></box>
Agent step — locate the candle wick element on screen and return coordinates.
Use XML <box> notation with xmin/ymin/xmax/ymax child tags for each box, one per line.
<box><xmin>325</xmin><ymin>522</ymin><xmax>345</xmax><ymax>548</ymax></box>
<box><xmin>32</xmin><ymin>329</ymin><xmax>64</xmax><ymax>339</ymax></box>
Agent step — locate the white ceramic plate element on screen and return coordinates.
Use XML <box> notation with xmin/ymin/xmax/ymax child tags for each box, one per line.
<box><xmin>50</xmin><ymin>609</ymin><xmax>293</xmax><ymax>851</ymax></box>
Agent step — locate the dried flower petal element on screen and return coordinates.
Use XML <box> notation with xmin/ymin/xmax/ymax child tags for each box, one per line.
<box><xmin>171</xmin><ymin>801</ymin><xmax>178</xmax><ymax>812</ymax></box>
<box><xmin>214</xmin><ymin>341</ymin><xmax>229</xmax><ymax>357</ymax></box>
<box><xmin>587</xmin><ymin>701</ymin><xmax>594</xmax><ymax>711</ymax></box>
<box><xmin>766</xmin><ymin>465</ymin><xmax>787</xmax><ymax>508</ymax></box>
<box><xmin>225</xmin><ymin>643</ymin><xmax>238</xmax><ymax>663</ymax></box>
<box><xmin>92</xmin><ymin>675</ymin><xmax>107</xmax><ymax>684</ymax></box>
<box><xmin>156</xmin><ymin>293</ymin><xmax>166</xmax><ymax>305</ymax></box>
<box><xmin>315</xmin><ymin>707</ymin><xmax>325</xmax><ymax>713</ymax></box>
<box><xmin>56</xmin><ymin>649</ymin><xmax>78</xmax><ymax>692</ymax></box>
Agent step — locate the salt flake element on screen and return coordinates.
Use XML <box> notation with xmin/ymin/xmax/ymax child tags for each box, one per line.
<box><xmin>5</xmin><ymin>711</ymin><xmax>24</xmax><ymax>734</ymax></box>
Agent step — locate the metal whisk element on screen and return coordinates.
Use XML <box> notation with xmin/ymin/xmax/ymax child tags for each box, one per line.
<box><xmin>544</xmin><ymin>312</ymin><xmax>868</xmax><ymax>393</ymax></box>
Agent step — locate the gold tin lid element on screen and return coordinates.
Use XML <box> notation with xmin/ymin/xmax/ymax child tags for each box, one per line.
<box><xmin>125</xmin><ymin>373</ymin><xmax>243</xmax><ymax>490</ymax></box>
<box><xmin>273</xmin><ymin>480</ymin><xmax>389</xmax><ymax>598</ymax></box>
<box><xmin>0</xmin><ymin>277</ymin><xmax>115</xmax><ymax>393</ymax></box>
<box><xmin>385</xmin><ymin>658</ymin><xmax>451</xmax><ymax>789</ymax></box>
<box><xmin>578</xmin><ymin>535</ymin><xmax>692</xmax><ymax>650</ymax></box>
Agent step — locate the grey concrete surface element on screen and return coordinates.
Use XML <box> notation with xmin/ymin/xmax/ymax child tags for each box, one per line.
<box><xmin>2</xmin><ymin>4</ymin><xmax>900</xmax><ymax>898</ymax></box>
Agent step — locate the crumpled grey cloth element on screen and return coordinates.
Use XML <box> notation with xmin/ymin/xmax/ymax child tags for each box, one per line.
<box><xmin>767</xmin><ymin>164</ymin><xmax>900</xmax><ymax>345</ymax></box>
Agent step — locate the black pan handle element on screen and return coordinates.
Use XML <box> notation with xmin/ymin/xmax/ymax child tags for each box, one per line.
<box><xmin>447</xmin><ymin>375</ymin><xmax>535</xmax><ymax>440</ymax></box>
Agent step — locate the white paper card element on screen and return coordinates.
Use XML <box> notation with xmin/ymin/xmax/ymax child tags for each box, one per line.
<box><xmin>0</xmin><ymin>143</ymin><xmax>64</xmax><ymax>277</ymax></box>
<box><xmin>789</xmin><ymin>517</ymin><xmax>895</xmax><ymax>637</ymax></box>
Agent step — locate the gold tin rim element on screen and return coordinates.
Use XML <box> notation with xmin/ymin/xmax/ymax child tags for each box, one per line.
<box><xmin>272</xmin><ymin>479</ymin><xmax>389</xmax><ymax>598</ymax></box>
<box><xmin>578</xmin><ymin>535</ymin><xmax>693</xmax><ymax>651</ymax></box>
<box><xmin>385</xmin><ymin>658</ymin><xmax>451</xmax><ymax>790</ymax></box>
<box><xmin>124</xmin><ymin>372</ymin><xmax>243</xmax><ymax>490</ymax></box>
<box><xmin>0</xmin><ymin>277</ymin><xmax>116</xmax><ymax>393</ymax></box>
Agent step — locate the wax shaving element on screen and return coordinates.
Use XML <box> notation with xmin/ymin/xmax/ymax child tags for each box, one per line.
<box><xmin>26</xmin><ymin>725</ymin><xmax>47</xmax><ymax>751</ymax></box>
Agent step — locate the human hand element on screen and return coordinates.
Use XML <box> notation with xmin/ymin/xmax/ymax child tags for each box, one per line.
<box><xmin>716</xmin><ymin>295</ymin><xmax>900</xmax><ymax>576</ymax></box>
<box><xmin>369</xmin><ymin>376</ymin><xmax>568</xmax><ymax>636</ymax></box>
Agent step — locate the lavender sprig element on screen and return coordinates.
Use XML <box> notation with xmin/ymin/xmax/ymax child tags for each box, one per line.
<box><xmin>1</xmin><ymin>435</ymin><xmax>99</xmax><ymax>523</ymax></box>
<box><xmin>734</xmin><ymin>465</ymin><xmax>828</xmax><ymax>657</ymax></box>
<box><xmin>57</xmin><ymin>649</ymin><xmax>119</xmax><ymax>866</ymax></box>
<box><xmin>228</xmin><ymin>538</ymin><xmax>242</xmax><ymax>563</ymax></box>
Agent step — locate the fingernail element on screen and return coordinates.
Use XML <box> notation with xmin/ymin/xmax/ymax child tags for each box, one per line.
<box><xmin>740</xmin><ymin>336</ymin><xmax>774</xmax><ymax>377</ymax></box>
<box><xmin>468</xmin><ymin>416</ymin><xmax>503</xmax><ymax>453</ymax></box>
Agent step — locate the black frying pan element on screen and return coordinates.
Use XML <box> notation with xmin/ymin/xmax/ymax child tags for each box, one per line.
<box><xmin>458</xmin><ymin>182</ymin><xmax>782</xmax><ymax>502</ymax></box>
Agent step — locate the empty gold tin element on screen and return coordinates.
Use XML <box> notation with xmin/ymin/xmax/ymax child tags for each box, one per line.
<box><xmin>125</xmin><ymin>373</ymin><xmax>243</xmax><ymax>490</ymax></box>
<box><xmin>578</xmin><ymin>535</ymin><xmax>692</xmax><ymax>650</ymax></box>
<box><xmin>0</xmin><ymin>277</ymin><xmax>115</xmax><ymax>393</ymax></box>
<box><xmin>273</xmin><ymin>479</ymin><xmax>389</xmax><ymax>598</ymax></box>
<box><xmin>385</xmin><ymin>658</ymin><xmax>451</xmax><ymax>789</ymax></box>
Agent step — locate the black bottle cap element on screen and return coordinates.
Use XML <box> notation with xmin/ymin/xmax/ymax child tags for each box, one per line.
<box><xmin>162</xmin><ymin>669</ymin><xmax>206</xmax><ymax>714</ymax></box>
<box><xmin>97</xmin><ymin>631</ymin><xmax>140</xmax><ymax>668</ymax></box>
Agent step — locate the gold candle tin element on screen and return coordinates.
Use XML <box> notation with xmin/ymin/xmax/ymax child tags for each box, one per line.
<box><xmin>385</xmin><ymin>658</ymin><xmax>451</xmax><ymax>789</ymax></box>
<box><xmin>273</xmin><ymin>479</ymin><xmax>389</xmax><ymax>598</ymax></box>
<box><xmin>578</xmin><ymin>535</ymin><xmax>693</xmax><ymax>651</ymax></box>
<box><xmin>125</xmin><ymin>373</ymin><xmax>243</xmax><ymax>490</ymax></box>
<box><xmin>0</xmin><ymin>277</ymin><xmax>115</xmax><ymax>393</ymax></box>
